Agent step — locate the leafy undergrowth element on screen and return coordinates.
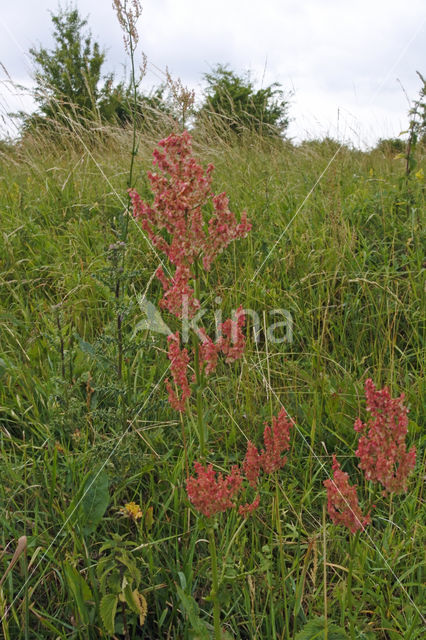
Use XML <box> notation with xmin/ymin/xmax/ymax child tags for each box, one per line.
<box><xmin>0</xmin><ymin>127</ymin><xmax>425</xmax><ymax>639</ymax></box>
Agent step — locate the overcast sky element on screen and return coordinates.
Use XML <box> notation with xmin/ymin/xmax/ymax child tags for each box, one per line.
<box><xmin>0</xmin><ymin>0</ymin><xmax>425</xmax><ymax>146</ymax></box>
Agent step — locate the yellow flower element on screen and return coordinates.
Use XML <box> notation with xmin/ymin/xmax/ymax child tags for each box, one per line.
<box><xmin>415</xmin><ymin>168</ymin><xmax>424</xmax><ymax>181</ymax></box>
<box><xmin>120</xmin><ymin>501</ymin><xmax>143</xmax><ymax>521</ymax></box>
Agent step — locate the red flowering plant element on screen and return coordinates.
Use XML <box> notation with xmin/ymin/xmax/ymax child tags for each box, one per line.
<box><xmin>323</xmin><ymin>379</ymin><xmax>416</xmax><ymax>639</ymax></box>
<box><xmin>186</xmin><ymin>461</ymin><xmax>243</xmax><ymax>518</ymax></box>
<box><xmin>354</xmin><ymin>378</ymin><xmax>416</xmax><ymax>495</ymax></box>
<box><xmin>185</xmin><ymin>407</ymin><xmax>294</xmax><ymax>638</ymax></box>
<box><xmin>185</xmin><ymin>459</ymin><xmax>244</xmax><ymax>639</ymax></box>
<box><xmin>324</xmin><ymin>379</ymin><xmax>416</xmax><ymax>534</ymax></box>
<box><xmin>240</xmin><ymin>407</ymin><xmax>293</xmax><ymax>516</ymax></box>
<box><xmin>185</xmin><ymin>407</ymin><xmax>294</xmax><ymax>639</ymax></box>
<box><xmin>185</xmin><ymin>407</ymin><xmax>294</xmax><ymax>520</ymax></box>
<box><xmin>324</xmin><ymin>455</ymin><xmax>371</xmax><ymax>534</ymax></box>
<box><xmin>130</xmin><ymin>131</ymin><xmax>251</xmax><ymax>455</ymax></box>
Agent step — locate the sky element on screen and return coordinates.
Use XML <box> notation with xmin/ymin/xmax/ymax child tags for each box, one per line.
<box><xmin>0</xmin><ymin>0</ymin><xmax>425</xmax><ymax>147</ymax></box>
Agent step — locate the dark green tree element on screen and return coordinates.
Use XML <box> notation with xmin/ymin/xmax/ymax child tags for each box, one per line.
<box><xmin>29</xmin><ymin>5</ymin><xmax>105</xmax><ymax>124</ymax></box>
<box><xmin>23</xmin><ymin>4</ymin><xmax>173</xmax><ymax>134</ymax></box>
<box><xmin>197</xmin><ymin>64</ymin><xmax>290</xmax><ymax>137</ymax></box>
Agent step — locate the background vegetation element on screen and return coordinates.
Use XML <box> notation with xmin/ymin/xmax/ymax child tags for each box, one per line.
<box><xmin>1</xmin><ymin>110</ymin><xmax>425</xmax><ymax>638</ymax></box>
<box><xmin>1</xmin><ymin>4</ymin><xmax>425</xmax><ymax>640</ymax></box>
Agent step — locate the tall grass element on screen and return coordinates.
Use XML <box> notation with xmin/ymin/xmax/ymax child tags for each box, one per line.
<box><xmin>0</xmin><ymin>113</ymin><xmax>424</xmax><ymax>638</ymax></box>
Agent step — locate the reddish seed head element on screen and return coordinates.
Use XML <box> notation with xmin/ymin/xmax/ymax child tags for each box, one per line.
<box><xmin>243</xmin><ymin>408</ymin><xmax>293</xmax><ymax>486</ymax></box>
<box><xmin>260</xmin><ymin>408</ymin><xmax>293</xmax><ymax>474</ymax></box>
<box><xmin>324</xmin><ymin>455</ymin><xmax>371</xmax><ymax>534</ymax></box>
<box><xmin>239</xmin><ymin>495</ymin><xmax>260</xmax><ymax>518</ymax></box>
<box><xmin>186</xmin><ymin>462</ymin><xmax>243</xmax><ymax>518</ymax></box>
<box><xmin>216</xmin><ymin>306</ymin><xmax>246</xmax><ymax>363</ymax></box>
<box><xmin>129</xmin><ymin>131</ymin><xmax>251</xmax><ymax>316</ymax></box>
<box><xmin>165</xmin><ymin>332</ymin><xmax>191</xmax><ymax>412</ymax></box>
<box><xmin>130</xmin><ymin>131</ymin><xmax>251</xmax><ymax>412</ymax></box>
<box><xmin>355</xmin><ymin>379</ymin><xmax>416</xmax><ymax>495</ymax></box>
<box><xmin>243</xmin><ymin>441</ymin><xmax>262</xmax><ymax>488</ymax></box>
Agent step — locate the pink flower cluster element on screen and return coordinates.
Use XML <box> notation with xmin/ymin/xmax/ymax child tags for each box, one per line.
<box><xmin>164</xmin><ymin>309</ymin><xmax>246</xmax><ymax>413</ymax></box>
<box><xmin>156</xmin><ymin>264</ymin><xmax>200</xmax><ymax>318</ymax></box>
<box><xmin>130</xmin><ymin>131</ymin><xmax>251</xmax><ymax>413</ymax></box>
<box><xmin>324</xmin><ymin>378</ymin><xmax>416</xmax><ymax>533</ymax></box>
<box><xmin>354</xmin><ymin>378</ymin><xmax>416</xmax><ymax>495</ymax></box>
<box><xmin>186</xmin><ymin>462</ymin><xmax>242</xmax><ymax>518</ymax></box>
<box><xmin>129</xmin><ymin>131</ymin><xmax>251</xmax><ymax>317</ymax></box>
<box><xmin>197</xmin><ymin>305</ymin><xmax>246</xmax><ymax>376</ymax></box>
<box><xmin>243</xmin><ymin>408</ymin><xmax>293</xmax><ymax>486</ymax></box>
<box><xmin>186</xmin><ymin>407</ymin><xmax>294</xmax><ymax>518</ymax></box>
<box><xmin>165</xmin><ymin>332</ymin><xmax>191</xmax><ymax>412</ymax></box>
<box><xmin>324</xmin><ymin>455</ymin><xmax>371</xmax><ymax>534</ymax></box>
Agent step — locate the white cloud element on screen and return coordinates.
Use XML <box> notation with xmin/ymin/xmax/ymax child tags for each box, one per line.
<box><xmin>0</xmin><ymin>0</ymin><xmax>424</xmax><ymax>144</ymax></box>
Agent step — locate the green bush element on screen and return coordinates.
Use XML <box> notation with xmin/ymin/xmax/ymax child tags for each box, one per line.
<box><xmin>197</xmin><ymin>64</ymin><xmax>290</xmax><ymax>137</ymax></box>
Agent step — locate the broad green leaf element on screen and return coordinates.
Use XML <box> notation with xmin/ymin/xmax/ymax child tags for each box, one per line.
<box><xmin>100</xmin><ymin>593</ymin><xmax>118</xmax><ymax>635</ymax></box>
<box><xmin>117</xmin><ymin>553</ymin><xmax>141</xmax><ymax>583</ymax></box>
<box><xmin>79</xmin><ymin>469</ymin><xmax>109</xmax><ymax>535</ymax></box>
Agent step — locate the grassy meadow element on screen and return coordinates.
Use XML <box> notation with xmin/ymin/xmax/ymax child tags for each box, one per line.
<box><xmin>0</xmin><ymin>120</ymin><xmax>425</xmax><ymax>639</ymax></box>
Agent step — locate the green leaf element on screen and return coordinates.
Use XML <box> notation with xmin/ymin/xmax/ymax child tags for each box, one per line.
<box><xmin>100</xmin><ymin>593</ymin><xmax>118</xmax><ymax>635</ymax></box>
<box><xmin>77</xmin><ymin>336</ymin><xmax>96</xmax><ymax>357</ymax></box>
<box><xmin>117</xmin><ymin>553</ymin><xmax>141</xmax><ymax>583</ymax></box>
<box><xmin>175</xmin><ymin>585</ymin><xmax>210</xmax><ymax>640</ymax></box>
<box><xmin>63</xmin><ymin>561</ymin><xmax>93</xmax><ymax>625</ymax></box>
<box><xmin>295</xmin><ymin>617</ymin><xmax>348</xmax><ymax>640</ymax></box>
<box><xmin>122</xmin><ymin>585</ymin><xmax>147</xmax><ymax>625</ymax></box>
<box><xmin>79</xmin><ymin>469</ymin><xmax>109</xmax><ymax>535</ymax></box>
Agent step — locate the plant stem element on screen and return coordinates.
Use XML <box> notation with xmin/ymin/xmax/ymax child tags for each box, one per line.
<box><xmin>56</xmin><ymin>307</ymin><xmax>66</xmax><ymax>380</ymax></box>
<box><xmin>275</xmin><ymin>477</ymin><xmax>290</xmax><ymax>639</ymax></box>
<box><xmin>116</xmin><ymin>274</ymin><xmax>123</xmax><ymax>381</ymax></box>
<box><xmin>123</xmin><ymin>29</ymin><xmax>139</xmax><ymax>246</ymax></box>
<box><xmin>192</xmin><ymin>260</ymin><xmax>206</xmax><ymax>459</ymax></box>
<box><xmin>196</xmin><ymin>386</ymin><xmax>205</xmax><ymax>459</ymax></box>
<box><xmin>323</xmin><ymin>504</ymin><xmax>328</xmax><ymax>640</ymax></box>
<box><xmin>347</xmin><ymin>530</ymin><xmax>360</xmax><ymax>640</ymax></box>
<box><xmin>208</xmin><ymin>526</ymin><xmax>221</xmax><ymax>640</ymax></box>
